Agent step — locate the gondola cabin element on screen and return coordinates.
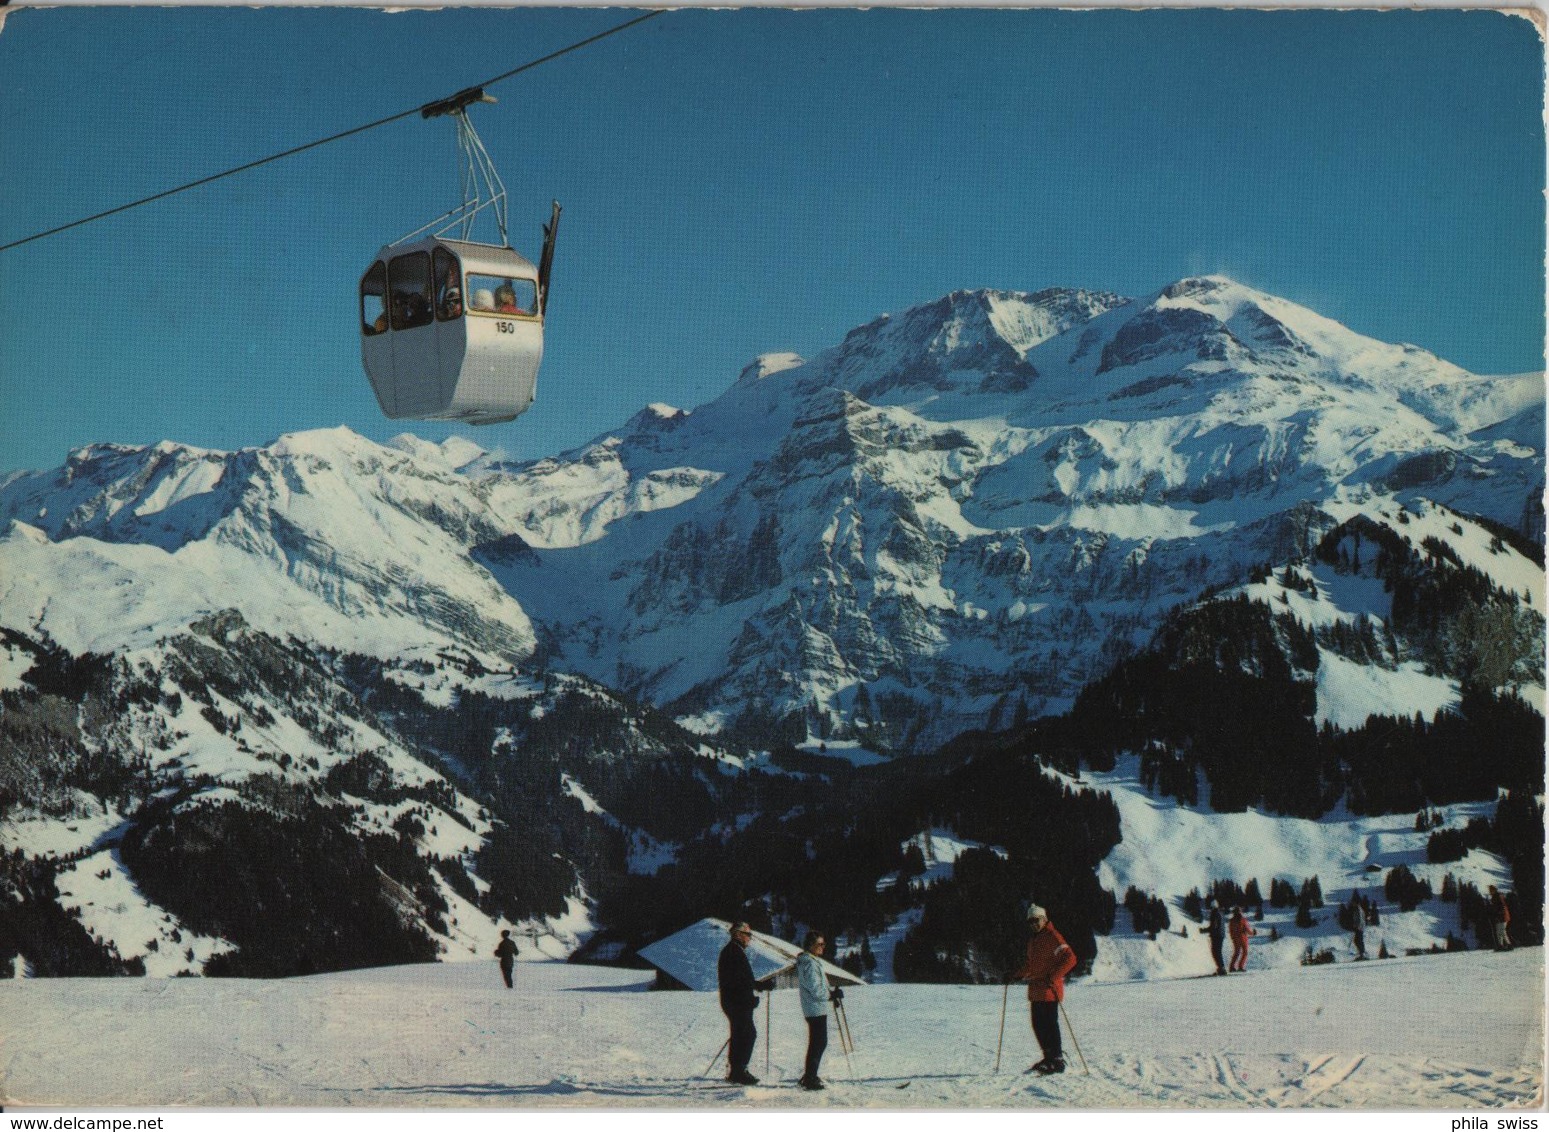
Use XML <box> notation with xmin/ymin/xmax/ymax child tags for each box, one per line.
<box><xmin>360</xmin><ymin>237</ymin><xmax>543</xmax><ymax>425</ymax></box>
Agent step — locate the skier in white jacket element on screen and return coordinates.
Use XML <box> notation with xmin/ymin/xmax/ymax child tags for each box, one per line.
<box><xmin>796</xmin><ymin>931</ymin><xmax>831</xmax><ymax>1090</ymax></box>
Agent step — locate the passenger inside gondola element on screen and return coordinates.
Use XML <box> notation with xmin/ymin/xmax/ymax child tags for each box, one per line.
<box><xmin>467</xmin><ymin>273</ymin><xmax>536</xmax><ymax>317</ymax></box>
<box><xmin>361</xmin><ymin>263</ymin><xmax>389</xmax><ymax>336</ymax></box>
<box><xmin>394</xmin><ymin>290</ymin><xmax>431</xmax><ymax>328</ymax></box>
<box><xmin>436</xmin><ymin>259</ymin><xmax>464</xmax><ymax>320</ymax></box>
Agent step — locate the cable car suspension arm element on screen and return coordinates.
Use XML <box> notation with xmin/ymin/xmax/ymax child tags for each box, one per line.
<box><xmin>450</xmin><ymin>104</ymin><xmax>509</xmax><ymax>246</ymax></box>
<box><xmin>386</xmin><ymin>89</ymin><xmax>509</xmax><ymax>248</ymax></box>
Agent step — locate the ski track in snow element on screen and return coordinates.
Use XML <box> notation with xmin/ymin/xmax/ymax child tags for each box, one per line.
<box><xmin>1</xmin><ymin>950</ymin><xmax>1540</xmax><ymax>1110</ymax></box>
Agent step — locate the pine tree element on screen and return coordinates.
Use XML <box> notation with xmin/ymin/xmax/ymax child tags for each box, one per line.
<box><xmin>1336</xmin><ymin>899</ymin><xmax>1355</xmax><ymax>932</ymax></box>
<box><xmin>1296</xmin><ymin>893</ymin><xmax>1315</xmax><ymax>929</ymax></box>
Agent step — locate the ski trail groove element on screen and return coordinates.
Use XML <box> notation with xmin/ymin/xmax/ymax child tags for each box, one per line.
<box><xmin>1210</xmin><ymin>1053</ymin><xmax>1257</xmax><ymax>1105</ymax></box>
<box><xmin>1269</xmin><ymin>1052</ymin><xmax>1335</xmax><ymax>1106</ymax></box>
<box><xmin>1300</xmin><ymin>1054</ymin><xmax>1367</xmax><ymax>1105</ymax></box>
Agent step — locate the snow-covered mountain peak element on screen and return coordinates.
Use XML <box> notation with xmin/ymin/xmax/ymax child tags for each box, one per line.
<box><xmin>268</xmin><ymin>424</ymin><xmax>369</xmax><ymax>459</ymax></box>
<box><xmin>737</xmin><ymin>352</ymin><xmax>806</xmax><ymax>386</ymax></box>
<box><xmin>265</xmin><ymin>427</ymin><xmax>490</xmax><ymax>486</ymax></box>
<box><xmin>1132</xmin><ymin>274</ymin><xmax>1473</xmax><ymax>389</ymax></box>
<box><xmin>817</xmin><ymin>287</ymin><xmax>1131</xmax><ymax>404</ymax></box>
<box><xmin>981</xmin><ymin>286</ymin><xmax>1134</xmax><ymax>355</ymax></box>
<box><xmin>623</xmin><ymin>402</ymin><xmax>690</xmax><ymax>432</ymax></box>
<box><xmin>387</xmin><ymin>432</ymin><xmax>491</xmax><ymax>472</ymax></box>
<box><xmin>1153</xmin><ymin>276</ymin><xmax>1347</xmax><ymax>354</ymax></box>
<box><xmin>1088</xmin><ymin>275</ymin><xmax>1321</xmax><ymax>380</ymax></box>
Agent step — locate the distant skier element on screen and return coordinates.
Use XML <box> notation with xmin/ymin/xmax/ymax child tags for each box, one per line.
<box><xmin>795</xmin><ymin>931</ymin><xmax>830</xmax><ymax>1090</ymax></box>
<box><xmin>1228</xmin><ymin>907</ymin><xmax>1255</xmax><ymax>972</ymax></box>
<box><xmin>718</xmin><ymin>921</ymin><xmax>763</xmax><ymax>1085</ymax></box>
<box><xmin>1487</xmin><ymin>886</ymin><xmax>1513</xmax><ymax>951</ymax></box>
<box><xmin>1011</xmin><ymin>904</ymin><xmax>1077</xmax><ymax>1075</ymax></box>
<box><xmin>1352</xmin><ymin>919</ymin><xmax>1366</xmax><ymax>960</ymax></box>
<box><xmin>494</xmin><ymin>929</ymin><xmax>519</xmax><ymax>989</ymax></box>
<box><xmin>1205</xmin><ymin>899</ymin><xmax>1227</xmax><ymax>976</ymax></box>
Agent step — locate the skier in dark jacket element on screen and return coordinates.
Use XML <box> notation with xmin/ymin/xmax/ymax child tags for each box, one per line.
<box><xmin>494</xmin><ymin>929</ymin><xmax>518</xmax><ymax>989</ymax></box>
<box><xmin>718</xmin><ymin>921</ymin><xmax>762</xmax><ymax>1084</ymax></box>
<box><xmin>1205</xmin><ymin>899</ymin><xmax>1226</xmax><ymax>975</ymax></box>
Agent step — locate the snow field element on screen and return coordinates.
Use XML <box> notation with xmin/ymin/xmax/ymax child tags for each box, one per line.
<box><xmin>1</xmin><ymin>950</ymin><xmax>1539</xmax><ymax>1110</ymax></box>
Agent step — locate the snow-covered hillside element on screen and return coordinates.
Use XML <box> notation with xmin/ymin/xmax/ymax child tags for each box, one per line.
<box><xmin>1080</xmin><ymin>757</ymin><xmax>1514</xmax><ymax>982</ymax></box>
<box><xmin>830</xmin><ymin>755</ymin><xmax>1515</xmax><ymax>989</ymax></box>
<box><xmin>2</xmin><ymin>952</ymin><xmax>1539</xmax><ymax>1108</ymax></box>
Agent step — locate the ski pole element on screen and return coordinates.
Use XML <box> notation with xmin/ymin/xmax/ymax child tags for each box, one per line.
<box><xmin>1058</xmin><ymin>1000</ymin><xmax>1089</xmax><ymax>1076</ymax></box>
<box><xmin>835</xmin><ymin>1001</ymin><xmax>854</xmax><ymax>1078</ymax></box>
<box><xmin>702</xmin><ymin>1037</ymin><xmax>729</xmax><ymax>1079</ymax></box>
<box><xmin>994</xmin><ymin>981</ymin><xmax>1009</xmax><ymax>1073</ymax></box>
<box><xmin>765</xmin><ymin>990</ymin><xmax>772</xmax><ymax>1077</ymax></box>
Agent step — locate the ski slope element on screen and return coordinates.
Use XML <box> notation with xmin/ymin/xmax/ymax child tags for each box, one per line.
<box><xmin>2</xmin><ymin>950</ymin><xmax>1539</xmax><ymax>1110</ymax></box>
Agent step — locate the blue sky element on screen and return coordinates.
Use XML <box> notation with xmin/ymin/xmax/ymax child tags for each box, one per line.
<box><xmin>0</xmin><ymin>6</ymin><xmax>1543</xmax><ymax>475</ymax></box>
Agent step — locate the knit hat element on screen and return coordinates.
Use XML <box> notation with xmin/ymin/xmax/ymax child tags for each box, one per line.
<box><xmin>1026</xmin><ymin>904</ymin><xmax>1047</xmax><ymax>923</ymax></box>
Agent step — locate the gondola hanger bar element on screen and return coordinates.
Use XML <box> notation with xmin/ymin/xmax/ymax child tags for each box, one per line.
<box><xmin>421</xmin><ymin>86</ymin><xmax>497</xmax><ymax>120</ymax></box>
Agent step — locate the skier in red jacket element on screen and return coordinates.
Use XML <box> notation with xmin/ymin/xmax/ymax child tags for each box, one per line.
<box><xmin>1011</xmin><ymin>904</ymin><xmax>1078</xmax><ymax>1074</ymax></box>
<box><xmin>1488</xmin><ymin>886</ymin><xmax>1513</xmax><ymax>951</ymax></box>
<box><xmin>1228</xmin><ymin>907</ymin><xmax>1256</xmax><ymax>972</ymax></box>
